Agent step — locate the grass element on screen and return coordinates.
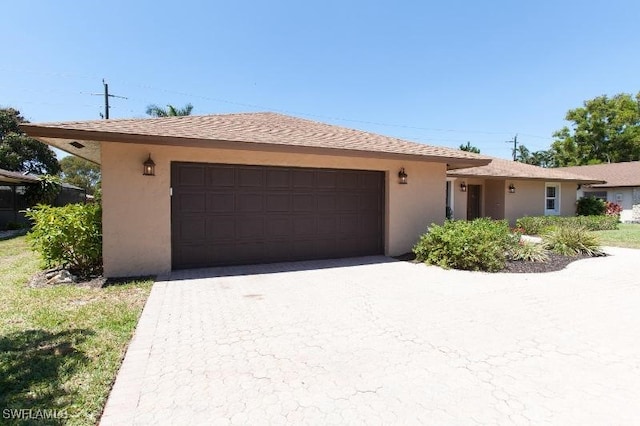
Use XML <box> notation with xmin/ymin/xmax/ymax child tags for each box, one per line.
<box><xmin>0</xmin><ymin>236</ymin><xmax>153</xmax><ymax>425</ymax></box>
<box><xmin>593</xmin><ymin>223</ymin><xmax>640</xmax><ymax>249</ymax></box>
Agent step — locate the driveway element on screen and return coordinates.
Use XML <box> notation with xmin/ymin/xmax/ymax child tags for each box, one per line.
<box><xmin>101</xmin><ymin>248</ymin><xmax>640</xmax><ymax>425</ymax></box>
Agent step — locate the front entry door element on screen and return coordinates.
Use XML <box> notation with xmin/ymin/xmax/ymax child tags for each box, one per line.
<box><xmin>467</xmin><ymin>185</ymin><xmax>482</xmax><ymax>220</ymax></box>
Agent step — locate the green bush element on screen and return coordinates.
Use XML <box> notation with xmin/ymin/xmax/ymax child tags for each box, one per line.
<box><xmin>26</xmin><ymin>203</ymin><xmax>102</xmax><ymax>277</ymax></box>
<box><xmin>413</xmin><ymin>218</ymin><xmax>517</xmax><ymax>272</ymax></box>
<box><xmin>542</xmin><ymin>226</ymin><xmax>604</xmax><ymax>257</ymax></box>
<box><xmin>516</xmin><ymin>215</ymin><xmax>618</xmax><ymax>234</ymax></box>
<box><xmin>576</xmin><ymin>196</ymin><xmax>606</xmax><ymax>216</ymax></box>
<box><xmin>508</xmin><ymin>240</ymin><xmax>549</xmax><ymax>263</ymax></box>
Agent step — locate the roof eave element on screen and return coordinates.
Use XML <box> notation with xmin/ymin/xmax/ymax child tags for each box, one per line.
<box><xmin>21</xmin><ymin>124</ymin><xmax>492</xmax><ymax>168</ymax></box>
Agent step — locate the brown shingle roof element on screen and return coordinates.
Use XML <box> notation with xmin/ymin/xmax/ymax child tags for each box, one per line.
<box><xmin>0</xmin><ymin>168</ymin><xmax>40</xmax><ymax>184</ymax></box>
<box><xmin>447</xmin><ymin>157</ymin><xmax>603</xmax><ymax>183</ymax></box>
<box><xmin>21</xmin><ymin>112</ymin><xmax>490</xmax><ymax>168</ymax></box>
<box><xmin>556</xmin><ymin>162</ymin><xmax>640</xmax><ymax>187</ymax></box>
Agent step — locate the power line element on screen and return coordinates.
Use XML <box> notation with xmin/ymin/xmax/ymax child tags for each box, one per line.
<box><xmin>91</xmin><ymin>79</ymin><xmax>127</xmax><ymax>119</ymax></box>
<box><xmin>506</xmin><ymin>134</ymin><xmax>518</xmax><ymax>160</ymax></box>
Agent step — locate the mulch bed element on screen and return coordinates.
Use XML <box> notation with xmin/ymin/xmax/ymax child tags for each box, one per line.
<box><xmin>394</xmin><ymin>252</ymin><xmax>599</xmax><ymax>273</ymax></box>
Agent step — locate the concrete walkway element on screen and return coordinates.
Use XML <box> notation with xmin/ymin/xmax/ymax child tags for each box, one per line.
<box><xmin>101</xmin><ymin>247</ymin><xmax>640</xmax><ymax>425</ymax></box>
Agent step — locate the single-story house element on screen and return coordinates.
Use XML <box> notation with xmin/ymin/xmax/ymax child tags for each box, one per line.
<box><xmin>446</xmin><ymin>157</ymin><xmax>603</xmax><ymax>225</ymax></box>
<box><xmin>21</xmin><ymin>112</ymin><xmax>490</xmax><ymax>277</ymax></box>
<box><xmin>557</xmin><ymin>161</ymin><xmax>640</xmax><ymax>223</ymax></box>
<box><xmin>0</xmin><ymin>168</ymin><xmax>86</xmax><ymax>229</ymax></box>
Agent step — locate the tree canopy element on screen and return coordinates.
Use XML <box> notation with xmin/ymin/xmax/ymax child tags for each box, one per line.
<box><xmin>145</xmin><ymin>103</ymin><xmax>194</xmax><ymax>117</ymax></box>
<box><xmin>459</xmin><ymin>141</ymin><xmax>480</xmax><ymax>154</ymax></box>
<box><xmin>59</xmin><ymin>156</ymin><xmax>101</xmax><ymax>194</ymax></box>
<box><xmin>550</xmin><ymin>92</ymin><xmax>640</xmax><ymax>166</ymax></box>
<box><xmin>0</xmin><ymin>108</ymin><xmax>60</xmax><ymax>174</ymax></box>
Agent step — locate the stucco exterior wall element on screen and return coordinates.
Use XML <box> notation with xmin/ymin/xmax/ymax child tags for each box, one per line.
<box><xmin>101</xmin><ymin>142</ymin><xmax>446</xmax><ymax>277</ymax></box>
<box><xmin>580</xmin><ymin>187</ymin><xmax>637</xmax><ymax>222</ymax></box>
<box><xmin>503</xmin><ymin>181</ymin><xmax>577</xmax><ymax>225</ymax></box>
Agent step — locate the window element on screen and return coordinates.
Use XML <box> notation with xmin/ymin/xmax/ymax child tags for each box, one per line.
<box><xmin>584</xmin><ymin>191</ymin><xmax>607</xmax><ymax>201</ymax></box>
<box><xmin>545</xmin><ymin>183</ymin><xmax>560</xmax><ymax>215</ymax></box>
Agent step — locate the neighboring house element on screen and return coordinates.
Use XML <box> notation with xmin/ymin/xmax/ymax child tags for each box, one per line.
<box><xmin>446</xmin><ymin>157</ymin><xmax>602</xmax><ymax>225</ymax></box>
<box><xmin>557</xmin><ymin>161</ymin><xmax>640</xmax><ymax>223</ymax></box>
<box><xmin>22</xmin><ymin>112</ymin><xmax>490</xmax><ymax>277</ymax></box>
<box><xmin>0</xmin><ymin>168</ymin><xmax>87</xmax><ymax>229</ymax></box>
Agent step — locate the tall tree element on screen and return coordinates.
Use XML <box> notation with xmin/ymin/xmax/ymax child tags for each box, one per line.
<box><xmin>59</xmin><ymin>156</ymin><xmax>101</xmax><ymax>194</ymax></box>
<box><xmin>0</xmin><ymin>108</ymin><xmax>60</xmax><ymax>174</ymax></box>
<box><xmin>550</xmin><ymin>92</ymin><xmax>640</xmax><ymax>166</ymax></box>
<box><xmin>145</xmin><ymin>103</ymin><xmax>194</xmax><ymax>117</ymax></box>
<box><xmin>459</xmin><ymin>141</ymin><xmax>480</xmax><ymax>153</ymax></box>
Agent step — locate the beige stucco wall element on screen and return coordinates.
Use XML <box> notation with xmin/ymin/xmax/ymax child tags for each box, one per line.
<box><xmin>101</xmin><ymin>142</ymin><xmax>446</xmax><ymax>277</ymax></box>
<box><xmin>504</xmin><ymin>181</ymin><xmax>577</xmax><ymax>225</ymax></box>
<box><xmin>580</xmin><ymin>187</ymin><xmax>636</xmax><ymax>222</ymax></box>
<box><xmin>449</xmin><ymin>178</ymin><xmax>579</xmax><ymax>225</ymax></box>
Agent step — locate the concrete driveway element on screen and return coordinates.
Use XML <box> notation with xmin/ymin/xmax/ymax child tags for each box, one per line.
<box><xmin>101</xmin><ymin>248</ymin><xmax>640</xmax><ymax>425</ymax></box>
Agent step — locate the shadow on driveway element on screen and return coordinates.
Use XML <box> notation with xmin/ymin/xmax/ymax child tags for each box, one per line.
<box><xmin>168</xmin><ymin>255</ymin><xmax>398</xmax><ymax>281</ymax></box>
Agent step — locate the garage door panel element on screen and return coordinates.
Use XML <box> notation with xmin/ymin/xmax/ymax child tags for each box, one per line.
<box><xmin>266</xmin><ymin>216</ymin><xmax>290</xmax><ymax>237</ymax></box>
<box><xmin>266</xmin><ymin>194</ymin><xmax>290</xmax><ymax>212</ymax></box>
<box><xmin>209</xmin><ymin>216</ymin><xmax>235</xmax><ymax>240</ymax></box>
<box><xmin>172</xmin><ymin>163</ymin><xmax>383</xmax><ymax>269</ymax></box>
<box><xmin>237</xmin><ymin>193</ymin><xmax>263</xmax><ymax>212</ymax></box>
<box><xmin>177</xmin><ymin>194</ymin><xmax>206</xmax><ymax>212</ymax></box>
<box><xmin>175</xmin><ymin>244</ymin><xmax>210</xmax><ymax>267</ymax></box>
<box><xmin>207</xmin><ymin>193</ymin><xmax>235</xmax><ymax>213</ymax></box>
<box><xmin>178</xmin><ymin>165</ymin><xmax>206</xmax><ymax>186</ymax></box>
<box><xmin>317</xmin><ymin>171</ymin><xmax>337</xmax><ymax>188</ymax></box>
<box><xmin>293</xmin><ymin>194</ymin><xmax>315</xmax><ymax>212</ymax></box>
<box><xmin>237</xmin><ymin>217</ymin><xmax>264</xmax><ymax>239</ymax></box>
<box><xmin>293</xmin><ymin>216</ymin><xmax>316</xmax><ymax>235</ymax></box>
<box><xmin>238</xmin><ymin>167</ymin><xmax>264</xmax><ymax>188</ymax></box>
<box><xmin>267</xmin><ymin>169</ymin><xmax>290</xmax><ymax>188</ymax></box>
<box><xmin>207</xmin><ymin>166</ymin><xmax>235</xmax><ymax>187</ymax></box>
<box><xmin>317</xmin><ymin>216</ymin><xmax>338</xmax><ymax>234</ymax></box>
<box><xmin>178</xmin><ymin>217</ymin><xmax>206</xmax><ymax>241</ymax></box>
<box><xmin>337</xmin><ymin>193</ymin><xmax>359</xmax><ymax>211</ymax></box>
<box><xmin>292</xmin><ymin>170</ymin><xmax>315</xmax><ymax>188</ymax></box>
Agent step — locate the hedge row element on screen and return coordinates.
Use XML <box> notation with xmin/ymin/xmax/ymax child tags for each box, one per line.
<box><xmin>515</xmin><ymin>215</ymin><xmax>618</xmax><ymax>235</ymax></box>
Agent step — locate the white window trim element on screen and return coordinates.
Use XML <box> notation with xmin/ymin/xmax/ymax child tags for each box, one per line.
<box><xmin>545</xmin><ymin>182</ymin><xmax>561</xmax><ymax>216</ymax></box>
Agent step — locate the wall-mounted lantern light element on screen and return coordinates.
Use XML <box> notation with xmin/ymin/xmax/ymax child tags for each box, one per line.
<box><xmin>398</xmin><ymin>168</ymin><xmax>408</xmax><ymax>184</ymax></box>
<box><xmin>460</xmin><ymin>181</ymin><xmax>467</xmax><ymax>192</ymax></box>
<box><xmin>508</xmin><ymin>183</ymin><xmax>516</xmax><ymax>193</ymax></box>
<box><xmin>143</xmin><ymin>154</ymin><xmax>156</xmax><ymax>176</ymax></box>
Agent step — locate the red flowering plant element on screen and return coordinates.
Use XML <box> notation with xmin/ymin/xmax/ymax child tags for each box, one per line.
<box><xmin>605</xmin><ymin>201</ymin><xmax>622</xmax><ymax>216</ymax></box>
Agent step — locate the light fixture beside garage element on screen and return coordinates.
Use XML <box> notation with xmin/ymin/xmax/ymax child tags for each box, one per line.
<box><xmin>508</xmin><ymin>183</ymin><xmax>516</xmax><ymax>193</ymax></box>
<box><xmin>460</xmin><ymin>181</ymin><xmax>467</xmax><ymax>192</ymax></box>
<box><xmin>398</xmin><ymin>168</ymin><xmax>408</xmax><ymax>184</ymax></box>
<box><xmin>143</xmin><ymin>154</ymin><xmax>156</xmax><ymax>176</ymax></box>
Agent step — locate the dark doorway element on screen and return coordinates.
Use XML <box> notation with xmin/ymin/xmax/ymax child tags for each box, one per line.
<box><xmin>467</xmin><ymin>184</ymin><xmax>482</xmax><ymax>220</ymax></box>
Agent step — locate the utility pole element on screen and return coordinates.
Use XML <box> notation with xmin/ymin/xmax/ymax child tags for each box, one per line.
<box><xmin>506</xmin><ymin>134</ymin><xmax>518</xmax><ymax>161</ymax></box>
<box><xmin>92</xmin><ymin>79</ymin><xmax>127</xmax><ymax>119</ymax></box>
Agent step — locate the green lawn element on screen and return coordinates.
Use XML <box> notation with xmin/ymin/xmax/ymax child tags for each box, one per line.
<box><xmin>0</xmin><ymin>236</ymin><xmax>152</xmax><ymax>425</ymax></box>
<box><xmin>594</xmin><ymin>223</ymin><xmax>640</xmax><ymax>249</ymax></box>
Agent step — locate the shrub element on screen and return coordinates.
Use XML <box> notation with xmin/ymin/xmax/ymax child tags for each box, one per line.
<box><xmin>516</xmin><ymin>215</ymin><xmax>618</xmax><ymax>234</ymax></box>
<box><xmin>508</xmin><ymin>240</ymin><xmax>549</xmax><ymax>263</ymax></box>
<box><xmin>605</xmin><ymin>201</ymin><xmax>622</xmax><ymax>216</ymax></box>
<box><xmin>413</xmin><ymin>218</ymin><xmax>517</xmax><ymax>272</ymax></box>
<box><xmin>542</xmin><ymin>226</ymin><xmax>604</xmax><ymax>257</ymax></box>
<box><xmin>26</xmin><ymin>203</ymin><xmax>102</xmax><ymax>277</ymax></box>
<box><xmin>576</xmin><ymin>196</ymin><xmax>606</xmax><ymax>216</ymax></box>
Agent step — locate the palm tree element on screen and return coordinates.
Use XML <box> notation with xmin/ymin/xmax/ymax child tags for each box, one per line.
<box><xmin>145</xmin><ymin>103</ymin><xmax>194</xmax><ymax>117</ymax></box>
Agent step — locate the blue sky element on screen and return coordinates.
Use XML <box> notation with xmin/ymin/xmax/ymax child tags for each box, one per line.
<box><xmin>2</xmin><ymin>0</ymin><xmax>638</xmax><ymax>159</ymax></box>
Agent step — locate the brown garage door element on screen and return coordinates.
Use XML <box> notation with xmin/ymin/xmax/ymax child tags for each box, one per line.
<box><xmin>171</xmin><ymin>162</ymin><xmax>384</xmax><ymax>269</ymax></box>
